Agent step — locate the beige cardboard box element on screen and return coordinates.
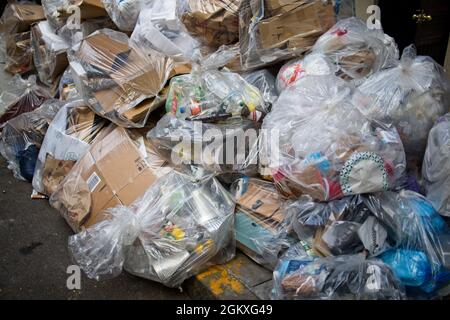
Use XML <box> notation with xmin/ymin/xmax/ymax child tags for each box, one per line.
<box><xmin>51</xmin><ymin>127</ymin><xmax>159</xmax><ymax>232</ymax></box>
<box><xmin>259</xmin><ymin>0</ymin><xmax>335</xmax><ymax>50</ymax></box>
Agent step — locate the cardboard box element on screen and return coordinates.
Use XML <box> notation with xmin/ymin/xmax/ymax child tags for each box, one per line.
<box><xmin>31</xmin><ymin>21</ymin><xmax>69</xmax><ymax>86</ymax></box>
<box><xmin>51</xmin><ymin>127</ymin><xmax>159</xmax><ymax>232</ymax></box>
<box><xmin>265</xmin><ymin>0</ymin><xmax>307</xmax><ymax>16</ymax></box>
<box><xmin>181</xmin><ymin>0</ymin><xmax>241</xmax><ymax>48</ymax></box>
<box><xmin>54</xmin><ymin>0</ymin><xmax>107</xmax><ymax>21</ymax></box>
<box><xmin>6</xmin><ymin>4</ymin><xmax>45</xmax><ymax>33</ymax></box>
<box><xmin>72</xmin><ymin>31</ymin><xmax>174</xmax><ymax>126</ymax></box>
<box><xmin>258</xmin><ymin>0</ymin><xmax>335</xmax><ymax>50</ymax></box>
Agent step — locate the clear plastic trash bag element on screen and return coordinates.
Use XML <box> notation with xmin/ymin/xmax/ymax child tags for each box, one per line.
<box><xmin>58</xmin><ymin>67</ymin><xmax>79</xmax><ymax>101</ymax></box>
<box><xmin>284</xmin><ymin>194</ymin><xmax>385</xmax><ymax>257</ymax></box>
<box><xmin>0</xmin><ymin>99</ymin><xmax>64</xmax><ymax>181</ymax></box>
<box><xmin>130</xmin><ymin>0</ymin><xmax>201</xmax><ymax>63</ymax></box>
<box><xmin>42</xmin><ymin>0</ymin><xmax>108</xmax><ymax>30</ymax></box>
<box><xmin>68</xmin><ymin>170</ymin><xmax>236</xmax><ymax>288</ymax></box>
<box><xmin>102</xmin><ymin>0</ymin><xmax>150</xmax><ymax>32</ymax></box>
<box><xmin>242</xmin><ymin>69</ymin><xmax>278</xmax><ymax>106</ymax></box>
<box><xmin>147</xmin><ymin>114</ymin><xmax>259</xmax><ymax>175</ymax></box>
<box><xmin>0</xmin><ymin>75</ymin><xmax>51</xmax><ymax>125</ymax></box>
<box><xmin>422</xmin><ymin>114</ymin><xmax>450</xmax><ymax>217</ymax></box>
<box><xmin>178</xmin><ymin>0</ymin><xmax>242</xmax><ymax>50</ymax></box>
<box><xmin>272</xmin><ymin>244</ymin><xmax>405</xmax><ymax>300</ymax></box>
<box><xmin>68</xmin><ymin>28</ymin><xmax>174</xmax><ymax>128</ymax></box>
<box><xmin>239</xmin><ymin>0</ymin><xmax>336</xmax><ymax>70</ymax></box>
<box><xmin>311</xmin><ymin>17</ymin><xmax>399</xmax><ymax>84</ymax></box>
<box><xmin>364</xmin><ymin>190</ymin><xmax>450</xmax><ymax>295</ymax></box>
<box><xmin>231</xmin><ymin>177</ymin><xmax>295</xmax><ymax>269</ymax></box>
<box><xmin>165</xmin><ymin>68</ymin><xmax>268</xmax><ymax>122</ymax></box>
<box><xmin>358</xmin><ymin>45</ymin><xmax>450</xmax><ymax>166</ymax></box>
<box><xmin>32</xmin><ymin>99</ymin><xmax>109</xmax><ymax>196</ymax></box>
<box><xmin>275</xmin><ymin>53</ymin><xmax>334</xmax><ymax>94</ymax></box>
<box><xmin>259</xmin><ymin>75</ymin><xmax>406</xmax><ymax>201</ymax></box>
<box><xmin>31</xmin><ymin>20</ymin><xmax>70</xmax><ymax>86</ymax></box>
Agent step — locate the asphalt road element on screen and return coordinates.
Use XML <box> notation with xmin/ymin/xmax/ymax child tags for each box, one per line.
<box><xmin>0</xmin><ymin>157</ymin><xmax>189</xmax><ymax>300</ymax></box>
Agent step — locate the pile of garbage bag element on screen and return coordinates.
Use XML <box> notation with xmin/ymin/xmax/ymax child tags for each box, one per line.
<box><xmin>1</xmin><ymin>0</ymin><xmax>450</xmax><ymax>300</ymax></box>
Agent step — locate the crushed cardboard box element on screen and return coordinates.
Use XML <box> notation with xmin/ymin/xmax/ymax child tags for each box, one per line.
<box><xmin>50</xmin><ymin>127</ymin><xmax>160</xmax><ymax>232</ymax></box>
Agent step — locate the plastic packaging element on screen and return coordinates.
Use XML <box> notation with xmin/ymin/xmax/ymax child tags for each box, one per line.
<box><xmin>276</xmin><ymin>53</ymin><xmax>334</xmax><ymax>93</ymax></box>
<box><xmin>49</xmin><ymin>127</ymin><xmax>171</xmax><ymax>232</ymax></box>
<box><xmin>242</xmin><ymin>69</ymin><xmax>278</xmax><ymax>106</ymax></box>
<box><xmin>272</xmin><ymin>245</ymin><xmax>405</xmax><ymax>300</ymax></box>
<box><xmin>58</xmin><ymin>68</ymin><xmax>79</xmax><ymax>101</ymax></box>
<box><xmin>285</xmin><ymin>195</ymin><xmax>387</xmax><ymax>257</ymax></box>
<box><xmin>130</xmin><ymin>0</ymin><xmax>201</xmax><ymax>62</ymax></box>
<box><xmin>178</xmin><ymin>0</ymin><xmax>241</xmax><ymax>49</ymax></box>
<box><xmin>147</xmin><ymin>114</ymin><xmax>259</xmax><ymax>175</ymax></box>
<box><xmin>0</xmin><ymin>75</ymin><xmax>51</xmax><ymax>125</ymax></box>
<box><xmin>364</xmin><ymin>190</ymin><xmax>450</xmax><ymax>295</ymax></box>
<box><xmin>31</xmin><ymin>20</ymin><xmax>70</xmax><ymax>86</ymax></box>
<box><xmin>359</xmin><ymin>45</ymin><xmax>450</xmax><ymax>166</ymax></box>
<box><xmin>312</xmin><ymin>17</ymin><xmax>398</xmax><ymax>83</ymax></box>
<box><xmin>42</xmin><ymin>0</ymin><xmax>108</xmax><ymax>30</ymax></box>
<box><xmin>68</xmin><ymin>29</ymin><xmax>174</xmax><ymax>128</ymax></box>
<box><xmin>259</xmin><ymin>75</ymin><xmax>406</xmax><ymax>201</ymax></box>
<box><xmin>165</xmin><ymin>69</ymin><xmax>267</xmax><ymax>122</ymax></box>
<box><xmin>232</xmin><ymin>177</ymin><xmax>295</xmax><ymax>269</ymax></box>
<box><xmin>32</xmin><ymin>99</ymin><xmax>109</xmax><ymax>196</ymax></box>
<box><xmin>102</xmin><ymin>0</ymin><xmax>148</xmax><ymax>31</ymax></box>
<box><xmin>239</xmin><ymin>0</ymin><xmax>335</xmax><ymax>70</ymax></box>
<box><xmin>422</xmin><ymin>114</ymin><xmax>450</xmax><ymax>217</ymax></box>
<box><xmin>0</xmin><ymin>99</ymin><xmax>63</xmax><ymax>181</ymax></box>
<box><xmin>68</xmin><ymin>170</ymin><xmax>235</xmax><ymax>287</ymax></box>
<box><xmin>3</xmin><ymin>31</ymin><xmax>34</xmax><ymax>75</ymax></box>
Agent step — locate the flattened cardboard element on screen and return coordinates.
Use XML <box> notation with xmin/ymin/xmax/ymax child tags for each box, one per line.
<box><xmin>55</xmin><ymin>0</ymin><xmax>107</xmax><ymax>20</ymax></box>
<box><xmin>54</xmin><ymin>127</ymin><xmax>158</xmax><ymax>231</ymax></box>
<box><xmin>237</xmin><ymin>180</ymin><xmax>282</xmax><ymax>218</ymax></box>
<box><xmin>259</xmin><ymin>1</ymin><xmax>334</xmax><ymax>49</ymax></box>
<box><xmin>12</xmin><ymin>4</ymin><xmax>45</xmax><ymax>33</ymax></box>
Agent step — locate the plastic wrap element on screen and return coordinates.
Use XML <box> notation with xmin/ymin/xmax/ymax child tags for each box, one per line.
<box><xmin>242</xmin><ymin>69</ymin><xmax>278</xmax><ymax>106</ymax></box>
<box><xmin>358</xmin><ymin>46</ymin><xmax>450</xmax><ymax>165</ymax></box>
<box><xmin>31</xmin><ymin>20</ymin><xmax>70</xmax><ymax>86</ymax></box>
<box><xmin>58</xmin><ymin>68</ymin><xmax>79</xmax><ymax>101</ymax></box>
<box><xmin>32</xmin><ymin>99</ymin><xmax>110</xmax><ymax>196</ymax></box>
<box><xmin>364</xmin><ymin>191</ymin><xmax>450</xmax><ymax>295</ymax></box>
<box><xmin>102</xmin><ymin>0</ymin><xmax>148</xmax><ymax>31</ymax></box>
<box><xmin>285</xmin><ymin>195</ymin><xmax>384</xmax><ymax>257</ymax></box>
<box><xmin>49</xmin><ymin>127</ymin><xmax>170</xmax><ymax>232</ymax></box>
<box><xmin>0</xmin><ymin>99</ymin><xmax>63</xmax><ymax>181</ymax></box>
<box><xmin>147</xmin><ymin>114</ymin><xmax>259</xmax><ymax>175</ymax></box>
<box><xmin>259</xmin><ymin>75</ymin><xmax>406</xmax><ymax>201</ymax></box>
<box><xmin>68</xmin><ymin>29</ymin><xmax>174</xmax><ymax>128</ymax></box>
<box><xmin>178</xmin><ymin>0</ymin><xmax>241</xmax><ymax>49</ymax></box>
<box><xmin>3</xmin><ymin>31</ymin><xmax>34</xmax><ymax>75</ymax></box>
<box><xmin>165</xmin><ymin>69</ymin><xmax>268</xmax><ymax>122</ymax></box>
<box><xmin>276</xmin><ymin>53</ymin><xmax>334</xmax><ymax>93</ymax></box>
<box><xmin>0</xmin><ymin>75</ymin><xmax>51</xmax><ymax>125</ymax></box>
<box><xmin>272</xmin><ymin>247</ymin><xmax>405</xmax><ymax>300</ymax></box>
<box><xmin>312</xmin><ymin>17</ymin><xmax>398</xmax><ymax>84</ymax></box>
<box><xmin>239</xmin><ymin>0</ymin><xmax>335</xmax><ymax>70</ymax></box>
<box><xmin>68</xmin><ymin>170</ymin><xmax>235</xmax><ymax>287</ymax></box>
<box><xmin>42</xmin><ymin>0</ymin><xmax>108</xmax><ymax>30</ymax></box>
<box><xmin>422</xmin><ymin>114</ymin><xmax>450</xmax><ymax>217</ymax></box>
<box><xmin>232</xmin><ymin>177</ymin><xmax>295</xmax><ymax>269</ymax></box>
<box><xmin>0</xmin><ymin>2</ymin><xmax>45</xmax><ymax>36</ymax></box>
<box><xmin>130</xmin><ymin>0</ymin><xmax>201</xmax><ymax>62</ymax></box>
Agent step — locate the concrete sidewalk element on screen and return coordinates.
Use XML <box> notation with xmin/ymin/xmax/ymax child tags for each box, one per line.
<box><xmin>0</xmin><ymin>157</ymin><xmax>189</xmax><ymax>299</ymax></box>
